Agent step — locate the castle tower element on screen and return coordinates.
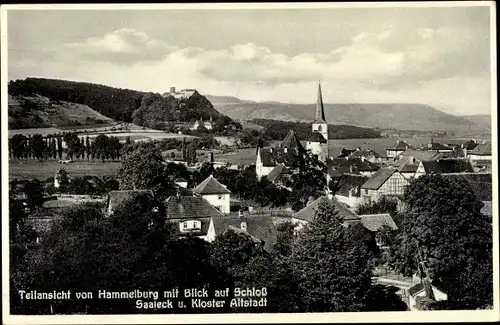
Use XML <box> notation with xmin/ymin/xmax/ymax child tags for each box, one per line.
<box><xmin>307</xmin><ymin>82</ymin><xmax>329</xmax><ymax>162</ymax></box>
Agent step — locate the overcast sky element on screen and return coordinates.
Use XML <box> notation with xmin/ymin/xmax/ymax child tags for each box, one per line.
<box><xmin>7</xmin><ymin>4</ymin><xmax>493</xmax><ymax>115</ymax></box>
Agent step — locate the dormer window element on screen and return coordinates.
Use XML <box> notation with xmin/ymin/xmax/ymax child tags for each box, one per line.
<box><xmin>181</xmin><ymin>220</ymin><xmax>202</xmax><ymax>232</ymax></box>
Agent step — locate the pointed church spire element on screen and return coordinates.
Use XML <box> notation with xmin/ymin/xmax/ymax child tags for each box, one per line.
<box><xmin>315</xmin><ymin>82</ymin><xmax>326</xmax><ymax>122</ymax></box>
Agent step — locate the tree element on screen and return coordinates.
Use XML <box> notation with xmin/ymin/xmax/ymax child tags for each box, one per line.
<box><xmin>288</xmin><ymin>150</ymin><xmax>328</xmax><ymax>211</ymax></box>
<box><xmin>185</xmin><ymin>142</ymin><xmax>197</xmax><ymax>166</ymax></box>
<box><xmin>93</xmin><ymin>134</ymin><xmax>109</xmax><ymax>162</ymax></box>
<box><xmin>23</xmin><ymin>179</ymin><xmax>44</xmax><ymax>210</ymax></box>
<box><xmin>10</xmin><ymin>134</ymin><xmax>28</xmax><ymax>159</ymax></box>
<box><xmin>117</xmin><ymin>146</ymin><xmax>168</xmax><ymax>192</ymax></box>
<box><xmin>356</xmin><ymin>196</ymin><xmax>399</xmax><ymax>216</ymax></box>
<box><xmin>389</xmin><ymin>175</ymin><xmax>492</xmax><ymax>309</ymax></box>
<box><xmin>290</xmin><ymin>199</ymin><xmax>376</xmax><ymax>312</ymax></box>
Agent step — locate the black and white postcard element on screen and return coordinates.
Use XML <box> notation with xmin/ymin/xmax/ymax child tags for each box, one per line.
<box><xmin>1</xmin><ymin>2</ymin><xmax>498</xmax><ymax>324</ymax></box>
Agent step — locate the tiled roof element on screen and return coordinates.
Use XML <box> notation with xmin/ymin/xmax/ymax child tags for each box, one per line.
<box><xmin>327</xmin><ymin>158</ymin><xmax>380</xmax><ymax>178</ymax></box>
<box><xmin>387</xmin><ymin>140</ymin><xmax>413</xmax><ymax>150</ymax></box>
<box><xmin>307</xmin><ymin>131</ymin><xmax>327</xmax><ymax>143</ymax></box>
<box><xmin>358</xmin><ymin>214</ymin><xmax>398</xmax><ymax>232</ymax></box>
<box><xmin>293</xmin><ymin>196</ymin><xmax>360</xmax><ymax>223</ymax></box>
<box><xmin>391</xmin><ymin>159</ymin><xmax>418</xmax><ymax>173</ymax></box>
<box><xmin>407</xmin><ymin>282</ymin><xmax>445</xmax><ymax>297</ymax></box>
<box><xmin>441</xmin><ymin>173</ymin><xmax>492</xmax><ymax>201</ymax></box>
<box><xmin>225</xmin><ymin>225</ymin><xmax>263</xmax><ymax>244</ymax></box>
<box><xmin>336</xmin><ymin>174</ymin><xmax>369</xmax><ymax>196</ymax></box>
<box><xmin>421</xmin><ymin>160</ymin><xmax>474</xmax><ymax>174</ymax></box>
<box><xmin>266</xmin><ymin>163</ymin><xmax>290</xmax><ymax>182</ymax></box>
<box><xmin>107</xmin><ymin>190</ymin><xmax>154</xmax><ymax>213</ymax></box>
<box><xmin>361</xmin><ymin>168</ymin><xmax>397</xmax><ymax>190</ymax></box>
<box><xmin>398</xmin><ymin>150</ymin><xmax>442</xmax><ymax>162</ymax></box>
<box><xmin>192</xmin><ymin>175</ymin><xmax>231</xmax><ymax>195</ymax></box>
<box><xmin>469</xmin><ymin>142</ymin><xmax>491</xmax><ymax>156</ymax></box>
<box><xmin>462</xmin><ymin>140</ymin><xmax>478</xmax><ymax>150</ymax></box>
<box><xmin>212</xmin><ymin>215</ymin><xmax>280</xmax><ymax>250</ymax></box>
<box><xmin>422</xmin><ymin>142</ymin><xmax>452</xmax><ymax>151</ymax></box>
<box><xmin>258</xmin><ymin>146</ymin><xmax>302</xmax><ymax>167</ymax></box>
<box><xmin>348</xmin><ymin>149</ymin><xmax>383</xmax><ymax>159</ymax></box>
<box><xmin>337</xmin><ymin>148</ymin><xmax>357</xmax><ymax>158</ymax></box>
<box><xmin>165</xmin><ymin>195</ymin><xmax>224</xmax><ymax>219</ymax></box>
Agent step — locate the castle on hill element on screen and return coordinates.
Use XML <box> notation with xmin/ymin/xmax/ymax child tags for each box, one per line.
<box><xmin>255</xmin><ymin>83</ymin><xmax>329</xmax><ymax>180</ymax></box>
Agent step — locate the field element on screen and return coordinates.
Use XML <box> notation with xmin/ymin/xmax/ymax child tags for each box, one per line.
<box><xmin>9</xmin><ymin>160</ymin><xmax>121</xmax><ymax>181</ymax></box>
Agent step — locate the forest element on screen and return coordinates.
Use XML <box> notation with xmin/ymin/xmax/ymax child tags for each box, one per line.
<box><xmin>249</xmin><ymin>118</ymin><xmax>382</xmax><ymax>141</ymax></box>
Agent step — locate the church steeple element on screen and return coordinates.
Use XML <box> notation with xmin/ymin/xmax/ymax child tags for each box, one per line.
<box><xmin>314</xmin><ymin>82</ymin><xmax>326</xmax><ymax>123</ymax></box>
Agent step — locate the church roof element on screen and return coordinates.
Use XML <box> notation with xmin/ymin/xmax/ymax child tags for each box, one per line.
<box><xmin>281</xmin><ymin>130</ymin><xmax>305</xmax><ymax>151</ymax></box>
<box><xmin>314</xmin><ymin>83</ymin><xmax>327</xmax><ymax>123</ymax></box>
<box><xmin>307</xmin><ymin>131</ymin><xmax>327</xmax><ymax>143</ymax></box>
<box><xmin>192</xmin><ymin>175</ymin><xmax>231</xmax><ymax>195</ymax></box>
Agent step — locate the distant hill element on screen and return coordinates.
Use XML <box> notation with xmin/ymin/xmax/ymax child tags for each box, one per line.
<box><xmin>8</xmin><ymin>78</ymin><xmax>236</xmax><ymax>130</ymax></box>
<box><xmin>8</xmin><ymin>94</ymin><xmax>114</xmax><ymax>129</ymax></box>
<box><xmin>462</xmin><ymin>114</ymin><xmax>492</xmax><ymax>131</ymax></box>
<box><xmin>208</xmin><ymin>95</ymin><xmax>486</xmax><ymax>132</ymax></box>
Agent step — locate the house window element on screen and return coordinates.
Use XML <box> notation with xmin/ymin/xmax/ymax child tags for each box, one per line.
<box><xmin>183</xmin><ymin>221</ymin><xmax>188</xmax><ymax>229</ymax></box>
<box><xmin>218</xmin><ymin>195</ymin><xmax>223</xmax><ymax>200</ymax></box>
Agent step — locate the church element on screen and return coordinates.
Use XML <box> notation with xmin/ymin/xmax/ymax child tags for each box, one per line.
<box><xmin>255</xmin><ymin>83</ymin><xmax>330</xmax><ymax>180</ymax></box>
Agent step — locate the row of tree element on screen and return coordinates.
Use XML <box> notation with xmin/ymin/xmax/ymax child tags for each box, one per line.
<box><xmin>9</xmin><ymin>132</ymin><xmax>125</xmax><ymax>162</ymax></box>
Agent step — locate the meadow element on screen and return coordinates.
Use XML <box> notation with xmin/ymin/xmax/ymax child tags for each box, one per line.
<box><xmin>9</xmin><ymin>160</ymin><xmax>121</xmax><ymax>181</ymax></box>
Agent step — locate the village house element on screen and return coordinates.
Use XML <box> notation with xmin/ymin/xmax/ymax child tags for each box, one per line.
<box><xmin>333</xmin><ymin>173</ymin><xmax>370</xmax><ymax>209</ymax></box>
<box><xmin>386</xmin><ymin>140</ymin><xmax>414</xmax><ymax>159</ymax></box>
<box><xmin>190</xmin><ymin>116</ymin><xmax>214</xmax><ymax>131</ymax></box>
<box><xmin>360</xmin><ymin>168</ymin><xmax>410</xmax><ymax>202</ymax></box>
<box><xmin>357</xmin><ymin>213</ymin><xmax>398</xmax><ymax>247</ymax></box>
<box><xmin>390</xmin><ymin>159</ymin><xmax>419</xmax><ymax>180</ymax></box>
<box><xmin>292</xmin><ymin>195</ymin><xmax>398</xmax><ymax>244</ymax></box>
<box><xmin>54</xmin><ymin>169</ymin><xmax>70</xmax><ymax>189</ymax></box>
<box><xmin>164</xmin><ymin>195</ymin><xmax>224</xmax><ymax>242</ymax></box>
<box><xmin>466</xmin><ymin>142</ymin><xmax>492</xmax><ymax>161</ymax></box>
<box><xmin>407</xmin><ymin>282</ymin><xmax>448</xmax><ymax>311</ymax></box>
<box><xmin>326</xmin><ymin>157</ymin><xmax>380</xmax><ymax>184</ymax></box>
<box><xmin>265</xmin><ymin>163</ymin><xmax>292</xmax><ymax>189</ymax></box>
<box><xmin>420</xmin><ymin>139</ymin><xmax>454</xmax><ymax>153</ymax></box>
<box><xmin>105</xmin><ymin>189</ymin><xmax>155</xmax><ymax>216</ymax></box>
<box><xmin>414</xmin><ymin>159</ymin><xmax>474</xmax><ymax>178</ymax></box>
<box><xmin>192</xmin><ymin>175</ymin><xmax>231</xmax><ymax>214</ymax></box>
<box><xmin>346</xmin><ymin>148</ymin><xmax>385</xmax><ymax>164</ymax></box>
<box><xmin>174</xmin><ymin>177</ymin><xmax>188</xmax><ymax>188</ymax></box>
<box><xmin>396</xmin><ymin>149</ymin><xmax>442</xmax><ymax>164</ymax></box>
<box><xmin>255</xmin><ymin>129</ymin><xmax>305</xmax><ymax>180</ymax></box>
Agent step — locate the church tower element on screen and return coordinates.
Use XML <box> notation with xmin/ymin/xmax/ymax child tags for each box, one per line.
<box><xmin>307</xmin><ymin>82</ymin><xmax>329</xmax><ymax>163</ymax></box>
<box><xmin>312</xmin><ymin>82</ymin><xmax>328</xmax><ymax>142</ymax></box>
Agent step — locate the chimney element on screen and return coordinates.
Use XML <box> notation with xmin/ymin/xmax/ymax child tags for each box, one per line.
<box><xmin>170</xmin><ymin>86</ymin><xmax>176</xmax><ymax>93</ymax></box>
<box><xmin>349</xmin><ymin>165</ymin><xmax>354</xmax><ymax>173</ymax></box>
<box><xmin>240</xmin><ymin>221</ymin><xmax>247</xmax><ymax>232</ymax></box>
<box><xmin>284</xmin><ymin>147</ymin><xmax>288</xmax><ymax>153</ymax></box>
<box><xmin>361</xmin><ymin>156</ymin><xmax>365</xmax><ymax>162</ymax></box>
